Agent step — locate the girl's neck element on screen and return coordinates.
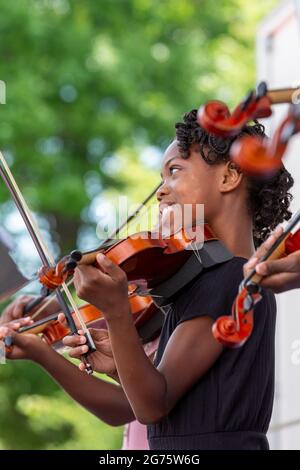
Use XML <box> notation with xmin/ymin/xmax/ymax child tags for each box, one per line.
<box><xmin>209</xmin><ymin>212</ymin><xmax>255</xmax><ymax>260</ymax></box>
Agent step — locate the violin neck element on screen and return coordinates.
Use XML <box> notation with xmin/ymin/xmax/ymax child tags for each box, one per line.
<box><xmin>244</xmin><ymin>210</ymin><xmax>300</xmax><ymax>287</ymax></box>
<box><xmin>18</xmin><ymin>312</ymin><xmax>59</xmax><ymax>334</ymax></box>
<box><xmin>79</xmin><ymin>251</ymin><xmax>101</xmax><ymax>265</ymax></box>
<box><xmin>267</xmin><ymin>87</ymin><xmax>297</xmax><ymax>104</ymax></box>
<box><xmin>78</xmin><ymin>239</ymin><xmax>116</xmax><ymax>266</ymax></box>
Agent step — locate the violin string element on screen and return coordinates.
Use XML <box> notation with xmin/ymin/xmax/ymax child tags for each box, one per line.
<box><xmin>30</xmin><ymin>278</ymin><xmax>74</xmax><ymax>320</ymax></box>
<box><xmin>129</xmin><ymin>285</ymin><xmax>165</xmax><ymax>300</ymax></box>
<box><xmin>104</xmin><ymin>182</ymin><xmax>161</xmax><ymax>242</ymax></box>
<box><xmin>189</xmin><ymin>239</ymin><xmax>202</xmax><ymax>264</ymax></box>
<box><xmin>158</xmin><ymin>304</ymin><xmax>173</xmax><ymax>316</ymax></box>
<box><xmin>124</xmin><ymin>199</ymin><xmax>157</xmax><ymax>238</ymax></box>
<box><xmin>194</xmin><ymin>242</ymin><xmax>202</xmax><ymax>264</ymax></box>
<box><xmin>0</xmin><ymin>151</ymin><xmax>88</xmax><ymax>333</ymax></box>
<box><xmin>145</xmin><ymin>292</ymin><xmax>165</xmax><ymax>300</ymax></box>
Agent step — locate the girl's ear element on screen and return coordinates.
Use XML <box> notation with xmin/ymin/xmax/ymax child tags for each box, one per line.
<box><xmin>219</xmin><ymin>161</ymin><xmax>244</xmax><ymax>193</ymax></box>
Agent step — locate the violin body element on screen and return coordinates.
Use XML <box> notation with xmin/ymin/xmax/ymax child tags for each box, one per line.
<box><xmin>38</xmin><ymin>225</ymin><xmax>216</xmax><ymax>291</ymax></box>
<box><xmin>19</xmin><ymin>294</ymin><xmax>156</xmax><ymax>349</ymax></box>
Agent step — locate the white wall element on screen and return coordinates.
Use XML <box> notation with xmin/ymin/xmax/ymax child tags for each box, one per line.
<box><xmin>257</xmin><ymin>0</ymin><xmax>300</xmax><ymax>450</ymax></box>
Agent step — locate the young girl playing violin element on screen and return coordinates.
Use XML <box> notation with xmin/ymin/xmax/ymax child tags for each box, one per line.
<box><xmin>0</xmin><ymin>110</ymin><xmax>294</xmax><ymax>450</ymax></box>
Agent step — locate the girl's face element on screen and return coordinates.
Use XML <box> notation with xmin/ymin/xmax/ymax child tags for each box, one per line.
<box><xmin>156</xmin><ymin>140</ymin><xmax>226</xmax><ymax>229</ymax></box>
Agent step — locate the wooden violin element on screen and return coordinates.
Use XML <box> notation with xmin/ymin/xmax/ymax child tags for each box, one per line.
<box><xmin>12</xmin><ymin>221</ymin><xmax>217</xmax><ymax>352</ymax></box>
<box><xmin>37</xmin><ymin>224</ymin><xmax>217</xmax><ymax>292</ymax></box>
<box><xmin>212</xmin><ymin>210</ymin><xmax>300</xmax><ymax>348</ymax></box>
<box><xmin>230</xmin><ymin>103</ymin><xmax>300</xmax><ymax>176</ymax></box>
<box><xmin>16</xmin><ymin>293</ymin><xmax>158</xmax><ymax>350</ymax></box>
<box><xmin>197</xmin><ymin>81</ymin><xmax>298</xmax><ymax>138</ymax></box>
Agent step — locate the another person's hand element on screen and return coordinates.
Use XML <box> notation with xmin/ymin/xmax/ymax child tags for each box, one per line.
<box><xmin>0</xmin><ymin>326</ymin><xmax>48</xmax><ymax>361</ymax></box>
<box><xmin>244</xmin><ymin>226</ymin><xmax>300</xmax><ymax>293</ymax></box>
<box><xmin>0</xmin><ymin>295</ymin><xmax>60</xmax><ymax>326</ymax></box>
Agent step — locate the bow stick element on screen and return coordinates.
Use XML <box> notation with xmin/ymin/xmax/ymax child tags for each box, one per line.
<box><xmin>0</xmin><ymin>150</ymin><xmax>96</xmax><ymax>373</ymax></box>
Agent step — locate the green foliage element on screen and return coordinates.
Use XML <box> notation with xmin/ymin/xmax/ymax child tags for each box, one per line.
<box><xmin>0</xmin><ymin>0</ymin><xmax>277</xmax><ymax>249</ymax></box>
<box><xmin>0</xmin><ymin>360</ymin><xmax>123</xmax><ymax>449</ymax></box>
<box><xmin>0</xmin><ymin>0</ymin><xmax>278</xmax><ymax>450</ymax></box>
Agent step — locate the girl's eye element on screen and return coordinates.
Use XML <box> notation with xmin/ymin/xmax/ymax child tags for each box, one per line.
<box><xmin>169</xmin><ymin>166</ymin><xmax>180</xmax><ymax>175</ymax></box>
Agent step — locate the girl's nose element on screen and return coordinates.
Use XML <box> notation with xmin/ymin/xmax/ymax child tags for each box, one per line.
<box><xmin>156</xmin><ymin>180</ymin><xmax>170</xmax><ymax>201</ymax></box>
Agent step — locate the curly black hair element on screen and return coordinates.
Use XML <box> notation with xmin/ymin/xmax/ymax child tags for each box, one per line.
<box><xmin>175</xmin><ymin>109</ymin><xmax>294</xmax><ymax>247</ymax></box>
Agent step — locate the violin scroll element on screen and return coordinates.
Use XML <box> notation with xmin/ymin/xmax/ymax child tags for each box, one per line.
<box><xmin>197</xmin><ymin>81</ymin><xmax>297</xmax><ymax>139</ymax></box>
<box><xmin>212</xmin><ymin>211</ymin><xmax>300</xmax><ymax>348</ymax></box>
<box><xmin>38</xmin><ymin>250</ymin><xmax>83</xmax><ymax>290</ymax></box>
<box><xmin>230</xmin><ymin>103</ymin><xmax>300</xmax><ymax>177</ymax></box>
<box><xmin>197</xmin><ymin>82</ymin><xmax>273</xmax><ymax>138</ymax></box>
<box><xmin>212</xmin><ymin>286</ymin><xmax>261</xmax><ymax>348</ymax></box>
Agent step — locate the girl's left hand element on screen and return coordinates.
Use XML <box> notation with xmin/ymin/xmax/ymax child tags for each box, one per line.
<box><xmin>73</xmin><ymin>253</ymin><xmax>130</xmax><ymax>320</ymax></box>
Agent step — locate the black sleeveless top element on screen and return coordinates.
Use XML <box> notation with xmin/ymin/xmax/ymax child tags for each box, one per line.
<box><xmin>147</xmin><ymin>257</ymin><xmax>276</xmax><ymax>450</ymax></box>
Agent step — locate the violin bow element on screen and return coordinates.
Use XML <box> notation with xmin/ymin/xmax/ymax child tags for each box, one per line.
<box><xmin>104</xmin><ymin>182</ymin><xmax>161</xmax><ymax>243</ymax></box>
<box><xmin>0</xmin><ymin>150</ymin><xmax>96</xmax><ymax>373</ymax></box>
<box><xmin>212</xmin><ymin>209</ymin><xmax>300</xmax><ymax>348</ymax></box>
<box><xmin>25</xmin><ymin>180</ymin><xmax>162</xmax><ymax>309</ymax></box>
<box><xmin>33</xmin><ymin>180</ymin><xmax>162</xmax><ymax>291</ymax></box>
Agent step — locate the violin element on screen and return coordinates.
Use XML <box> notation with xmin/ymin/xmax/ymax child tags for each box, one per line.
<box><xmin>1</xmin><ymin>145</ymin><xmax>219</xmax><ymax>365</ymax></box>
<box><xmin>17</xmin><ymin>223</ymin><xmax>215</xmax><ymax>351</ymax></box>
<box><xmin>230</xmin><ymin>103</ymin><xmax>300</xmax><ymax>176</ymax></box>
<box><xmin>37</xmin><ymin>224</ymin><xmax>217</xmax><ymax>293</ymax></box>
<box><xmin>212</xmin><ymin>210</ymin><xmax>300</xmax><ymax>348</ymax></box>
<box><xmin>16</xmin><ymin>294</ymin><xmax>158</xmax><ymax>350</ymax></box>
<box><xmin>197</xmin><ymin>81</ymin><xmax>298</xmax><ymax>138</ymax></box>
<box><xmin>8</xmin><ymin>223</ymin><xmax>215</xmax><ymax>354</ymax></box>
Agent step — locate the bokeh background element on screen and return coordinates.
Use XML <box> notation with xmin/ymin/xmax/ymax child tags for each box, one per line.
<box><xmin>0</xmin><ymin>0</ymin><xmax>282</xmax><ymax>450</ymax></box>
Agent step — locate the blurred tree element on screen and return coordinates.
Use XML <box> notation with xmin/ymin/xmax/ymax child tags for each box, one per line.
<box><xmin>0</xmin><ymin>0</ymin><xmax>278</xmax><ymax>450</ymax></box>
<box><xmin>0</xmin><ymin>0</ymin><xmax>277</xmax><ymax>251</ymax></box>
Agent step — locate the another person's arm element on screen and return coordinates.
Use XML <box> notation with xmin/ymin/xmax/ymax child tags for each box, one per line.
<box><xmin>0</xmin><ymin>295</ymin><xmax>38</xmax><ymax>328</ymax></box>
<box><xmin>0</xmin><ymin>326</ymin><xmax>135</xmax><ymax>426</ymax></box>
<box><xmin>0</xmin><ymin>294</ymin><xmax>60</xmax><ymax>325</ymax></box>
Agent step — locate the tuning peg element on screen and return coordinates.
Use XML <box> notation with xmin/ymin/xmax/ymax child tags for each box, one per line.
<box><xmin>240</xmin><ymin>90</ymin><xmax>255</xmax><ymax>111</ymax></box>
<box><xmin>65</xmin><ymin>260</ymin><xmax>78</xmax><ymax>271</ymax></box>
<box><xmin>70</xmin><ymin>250</ymin><xmax>82</xmax><ymax>262</ymax></box>
<box><xmin>256</xmin><ymin>81</ymin><xmax>268</xmax><ymax>99</ymax></box>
